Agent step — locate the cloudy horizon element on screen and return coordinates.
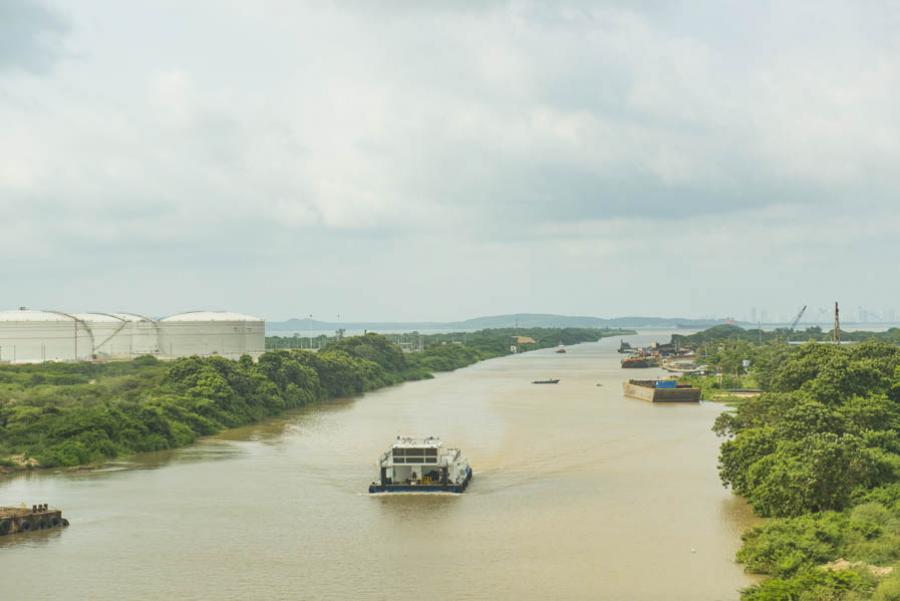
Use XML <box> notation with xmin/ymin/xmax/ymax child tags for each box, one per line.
<box><xmin>2</xmin><ymin>1</ymin><xmax>898</xmax><ymax>322</ymax></box>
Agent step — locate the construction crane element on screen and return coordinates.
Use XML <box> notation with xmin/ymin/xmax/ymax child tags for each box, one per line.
<box><xmin>789</xmin><ymin>305</ymin><xmax>807</xmax><ymax>332</ymax></box>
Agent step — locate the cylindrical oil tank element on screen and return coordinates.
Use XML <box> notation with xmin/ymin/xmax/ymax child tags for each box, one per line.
<box><xmin>110</xmin><ymin>313</ymin><xmax>160</xmax><ymax>356</ymax></box>
<box><xmin>72</xmin><ymin>313</ymin><xmax>134</xmax><ymax>360</ymax></box>
<box><xmin>0</xmin><ymin>309</ymin><xmax>93</xmax><ymax>363</ymax></box>
<box><xmin>159</xmin><ymin>311</ymin><xmax>265</xmax><ymax>360</ymax></box>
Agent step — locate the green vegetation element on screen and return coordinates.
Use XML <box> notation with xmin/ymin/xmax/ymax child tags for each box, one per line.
<box><xmin>675</xmin><ymin>325</ymin><xmax>898</xmax><ymax>402</ymax></box>
<box><xmin>709</xmin><ymin>338</ymin><xmax>900</xmax><ymax>600</ymax></box>
<box><xmin>0</xmin><ymin>328</ymin><xmax>622</xmax><ymax>471</ymax></box>
<box><xmin>266</xmin><ymin>326</ymin><xmax>633</xmax><ymax>353</ymax></box>
<box><xmin>679</xmin><ymin>373</ymin><xmax>760</xmax><ymax>402</ymax></box>
<box><xmin>674</xmin><ymin>324</ymin><xmax>900</xmax><ymax>347</ymax></box>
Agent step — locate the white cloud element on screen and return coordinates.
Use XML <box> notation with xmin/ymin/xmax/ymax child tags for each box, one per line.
<box><xmin>1</xmin><ymin>0</ymin><xmax>898</xmax><ymax>319</ymax></box>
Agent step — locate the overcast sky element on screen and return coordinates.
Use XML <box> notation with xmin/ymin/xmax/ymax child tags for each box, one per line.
<box><xmin>1</xmin><ymin>0</ymin><xmax>898</xmax><ymax>322</ymax></box>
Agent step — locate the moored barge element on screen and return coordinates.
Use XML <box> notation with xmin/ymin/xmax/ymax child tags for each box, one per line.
<box><xmin>623</xmin><ymin>379</ymin><xmax>701</xmax><ymax>402</ymax></box>
<box><xmin>1</xmin><ymin>504</ymin><xmax>69</xmax><ymax>536</ymax></box>
<box><xmin>621</xmin><ymin>355</ymin><xmax>660</xmax><ymax>368</ymax></box>
<box><xmin>369</xmin><ymin>436</ymin><xmax>472</xmax><ymax>493</ymax></box>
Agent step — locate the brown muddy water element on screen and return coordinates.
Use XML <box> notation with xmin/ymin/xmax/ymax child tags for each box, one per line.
<box><xmin>0</xmin><ymin>332</ymin><xmax>757</xmax><ymax>600</ymax></box>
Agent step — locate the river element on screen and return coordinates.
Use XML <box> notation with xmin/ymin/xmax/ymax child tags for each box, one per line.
<box><xmin>0</xmin><ymin>331</ymin><xmax>757</xmax><ymax>600</ymax></box>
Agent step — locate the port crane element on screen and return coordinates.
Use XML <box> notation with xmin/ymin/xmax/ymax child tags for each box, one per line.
<box><xmin>788</xmin><ymin>305</ymin><xmax>807</xmax><ymax>332</ymax></box>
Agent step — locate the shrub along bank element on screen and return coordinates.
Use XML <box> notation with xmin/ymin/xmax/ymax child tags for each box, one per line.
<box><xmin>0</xmin><ymin>328</ymin><xmax>620</xmax><ymax>471</ymax></box>
<box><xmin>712</xmin><ymin>340</ymin><xmax>900</xmax><ymax>600</ymax></box>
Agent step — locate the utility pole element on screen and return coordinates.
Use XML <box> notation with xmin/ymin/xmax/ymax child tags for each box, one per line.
<box><xmin>833</xmin><ymin>302</ymin><xmax>841</xmax><ymax>344</ymax></box>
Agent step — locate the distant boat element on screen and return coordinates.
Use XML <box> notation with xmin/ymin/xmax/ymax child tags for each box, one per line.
<box><xmin>617</xmin><ymin>339</ymin><xmax>633</xmax><ymax>353</ymax></box>
<box><xmin>623</xmin><ymin>379</ymin><xmax>701</xmax><ymax>402</ymax></box>
<box><xmin>621</xmin><ymin>355</ymin><xmax>660</xmax><ymax>368</ymax></box>
<box><xmin>532</xmin><ymin>379</ymin><xmax>560</xmax><ymax>384</ymax></box>
<box><xmin>555</xmin><ymin>342</ymin><xmax>567</xmax><ymax>354</ymax></box>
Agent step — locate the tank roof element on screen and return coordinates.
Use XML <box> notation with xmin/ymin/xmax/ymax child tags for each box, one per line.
<box><xmin>160</xmin><ymin>311</ymin><xmax>263</xmax><ymax>323</ymax></box>
<box><xmin>110</xmin><ymin>312</ymin><xmax>157</xmax><ymax>322</ymax></box>
<box><xmin>0</xmin><ymin>309</ymin><xmax>76</xmax><ymax>322</ymax></box>
<box><xmin>71</xmin><ymin>312</ymin><xmax>124</xmax><ymax>323</ymax></box>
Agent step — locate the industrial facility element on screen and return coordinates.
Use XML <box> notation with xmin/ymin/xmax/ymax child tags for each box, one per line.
<box><xmin>0</xmin><ymin>309</ymin><xmax>265</xmax><ymax>364</ymax></box>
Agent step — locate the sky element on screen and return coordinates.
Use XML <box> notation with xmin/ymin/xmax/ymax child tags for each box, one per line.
<box><xmin>1</xmin><ymin>0</ymin><xmax>898</xmax><ymax>322</ymax></box>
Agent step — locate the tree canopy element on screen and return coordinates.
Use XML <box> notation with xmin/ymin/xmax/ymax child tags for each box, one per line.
<box><xmin>714</xmin><ymin>340</ymin><xmax>900</xmax><ymax>600</ymax></box>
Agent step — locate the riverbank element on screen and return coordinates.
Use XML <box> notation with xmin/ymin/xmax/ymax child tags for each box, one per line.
<box><xmin>676</xmin><ymin>373</ymin><xmax>761</xmax><ymax>402</ymax></box>
<box><xmin>704</xmin><ymin>336</ymin><xmax>900</xmax><ymax>600</ymax></box>
<box><xmin>0</xmin><ymin>327</ymin><xmax>630</xmax><ymax>474</ymax></box>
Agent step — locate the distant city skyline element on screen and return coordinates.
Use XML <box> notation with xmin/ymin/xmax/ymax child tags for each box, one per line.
<box><xmin>2</xmin><ymin>2</ymin><xmax>898</xmax><ymax>321</ymax></box>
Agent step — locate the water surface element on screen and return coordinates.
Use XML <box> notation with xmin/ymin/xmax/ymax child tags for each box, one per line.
<box><xmin>1</xmin><ymin>332</ymin><xmax>756</xmax><ymax>600</ymax></box>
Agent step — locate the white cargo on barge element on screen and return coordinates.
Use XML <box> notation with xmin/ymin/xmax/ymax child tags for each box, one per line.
<box><xmin>369</xmin><ymin>436</ymin><xmax>472</xmax><ymax>493</ymax></box>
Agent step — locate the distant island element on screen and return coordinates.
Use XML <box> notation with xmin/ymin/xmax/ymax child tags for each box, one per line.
<box><xmin>265</xmin><ymin>313</ymin><xmax>730</xmax><ymax>333</ymax></box>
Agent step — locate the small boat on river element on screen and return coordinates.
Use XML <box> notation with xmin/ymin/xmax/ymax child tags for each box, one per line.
<box><xmin>532</xmin><ymin>378</ymin><xmax>560</xmax><ymax>384</ymax></box>
<box><xmin>369</xmin><ymin>436</ymin><xmax>472</xmax><ymax>494</ymax></box>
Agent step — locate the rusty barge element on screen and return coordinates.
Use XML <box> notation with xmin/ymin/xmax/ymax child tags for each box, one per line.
<box><xmin>0</xmin><ymin>504</ymin><xmax>69</xmax><ymax>536</ymax></box>
<box><xmin>623</xmin><ymin>379</ymin><xmax>701</xmax><ymax>403</ymax></box>
<box><xmin>621</xmin><ymin>355</ymin><xmax>660</xmax><ymax>368</ymax></box>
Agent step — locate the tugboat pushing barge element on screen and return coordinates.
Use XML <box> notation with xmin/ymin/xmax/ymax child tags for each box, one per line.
<box><xmin>369</xmin><ymin>436</ymin><xmax>472</xmax><ymax>493</ymax></box>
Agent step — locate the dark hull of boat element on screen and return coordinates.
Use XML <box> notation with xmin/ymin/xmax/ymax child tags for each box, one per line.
<box><xmin>621</xmin><ymin>359</ymin><xmax>659</xmax><ymax>368</ymax></box>
<box><xmin>532</xmin><ymin>379</ymin><xmax>560</xmax><ymax>384</ymax></box>
<box><xmin>369</xmin><ymin>468</ymin><xmax>472</xmax><ymax>494</ymax></box>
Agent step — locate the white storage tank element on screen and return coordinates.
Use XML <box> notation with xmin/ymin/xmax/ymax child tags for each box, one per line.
<box><xmin>73</xmin><ymin>313</ymin><xmax>134</xmax><ymax>359</ymax></box>
<box><xmin>0</xmin><ymin>308</ymin><xmax>93</xmax><ymax>363</ymax></box>
<box><xmin>159</xmin><ymin>311</ymin><xmax>265</xmax><ymax>360</ymax></box>
<box><xmin>110</xmin><ymin>313</ymin><xmax>160</xmax><ymax>357</ymax></box>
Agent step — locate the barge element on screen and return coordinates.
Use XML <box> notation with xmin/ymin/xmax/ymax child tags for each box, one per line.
<box><xmin>1</xmin><ymin>504</ymin><xmax>69</xmax><ymax>536</ymax></box>
<box><xmin>621</xmin><ymin>355</ymin><xmax>660</xmax><ymax>368</ymax></box>
<box><xmin>369</xmin><ymin>436</ymin><xmax>472</xmax><ymax>493</ymax></box>
<box><xmin>623</xmin><ymin>379</ymin><xmax>701</xmax><ymax>402</ymax></box>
